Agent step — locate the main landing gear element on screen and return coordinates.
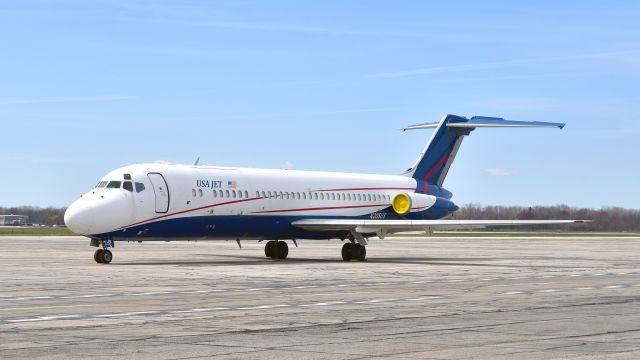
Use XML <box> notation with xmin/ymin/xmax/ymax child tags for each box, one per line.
<box><xmin>93</xmin><ymin>239</ymin><xmax>114</xmax><ymax>264</ymax></box>
<box><xmin>342</xmin><ymin>242</ymin><xmax>367</xmax><ymax>262</ymax></box>
<box><xmin>264</xmin><ymin>240</ymin><xmax>289</xmax><ymax>260</ymax></box>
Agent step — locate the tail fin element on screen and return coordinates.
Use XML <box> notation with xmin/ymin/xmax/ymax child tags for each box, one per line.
<box><xmin>403</xmin><ymin>115</ymin><xmax>565</xmax><ymax>187</ymax></box>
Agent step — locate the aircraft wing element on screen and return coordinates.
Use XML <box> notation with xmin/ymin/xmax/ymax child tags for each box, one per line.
<box><xmin>292</xmin><ymin>219</ymin><xmax>589</xmax><ymax>236</ymax></box>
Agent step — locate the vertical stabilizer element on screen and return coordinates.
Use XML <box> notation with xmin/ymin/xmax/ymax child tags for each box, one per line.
<box><xmin>403</xmin><ymin>115</ymin><xmax>565</xmax><ymax>187</ymax></box>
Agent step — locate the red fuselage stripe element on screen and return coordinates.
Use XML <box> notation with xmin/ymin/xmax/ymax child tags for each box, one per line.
<box><xmin>251</xmin><ymin>204</ymin><xmax>389</xmax><ymax>214</ymax></box>
<box><xmin>119</xmin><ymin>197</ymin><xmax>263</xmax><ymax>229</ymax></box>
<box><xmin>314</xmin><ymin>187</ymin><xmax>417</xmax><ymax>192</ymax></box>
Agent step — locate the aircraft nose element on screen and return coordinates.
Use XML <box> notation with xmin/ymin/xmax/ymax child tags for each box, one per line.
<box><xmin>64</xmin><ymin>201</ymin><xmax>95</xmax><ymax>235</ymax></box>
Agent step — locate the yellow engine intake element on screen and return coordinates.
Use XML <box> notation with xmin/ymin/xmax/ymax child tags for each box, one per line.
<box><xmin>392</xmin><ymin>193</ymin><xmax>412</xmax><ymax>216</ymax></box>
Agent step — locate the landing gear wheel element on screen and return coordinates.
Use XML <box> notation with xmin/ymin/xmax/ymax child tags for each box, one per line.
<box><xmin>352</xmin><ymin>244</ymin><xmax>367</xmax><ymax>261</ymax></box>
<box><xmin>276</xmin><ymin>241</ymin><xmax>289</xmax><ymax>260</ymax></box>
<box><xmin>101</xmin><ymin>250</ymin><xmax>113</xmax><ymax>264</ymax></box>
<box><xmin>265</xmin><ymin>241</ymin><xmax>276</xmax><ymax>258</ymax></box>
<box><xmin>342</xmin><ymin>243</ymin><xmax>353</xmax><ymax>261</ymax></box>
<box><xmin>94</xmin><ymin>249</ymin><xmax>104</xmax><ymax>264</ymax></box>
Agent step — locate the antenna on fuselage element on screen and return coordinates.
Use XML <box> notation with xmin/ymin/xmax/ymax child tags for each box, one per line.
<box><xmin>194</xmin><ymin>157</ymin><xmax>200</xmax><ymax>166</ymax></box>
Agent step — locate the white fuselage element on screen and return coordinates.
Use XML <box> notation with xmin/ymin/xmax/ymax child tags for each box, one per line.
<box><xmin>64</xmin><ymin>163</ymin><xmax>431</xmax><ymax>239</ymax></box>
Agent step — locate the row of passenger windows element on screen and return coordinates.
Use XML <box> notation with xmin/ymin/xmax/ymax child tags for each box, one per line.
<box><xmin>190</xmin><ymin>188</ymin><xmax>390</xmax><ymax>203</ymax></box>
<box><xmin>97</xmin><ymin>180</ymin><xmax>146</xmax><ymax>193</ymax></box>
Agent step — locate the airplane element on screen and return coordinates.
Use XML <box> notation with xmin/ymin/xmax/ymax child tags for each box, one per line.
<box><xmin>64</xmin><ymin>114</ymin><xmax>586</xmax><ymax>264</ymax></box>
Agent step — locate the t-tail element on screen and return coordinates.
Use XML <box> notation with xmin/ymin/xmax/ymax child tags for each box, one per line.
<box><xmin>403</xmin><ymin>115</ymin><xmax>565</xmax><ymax>195</ymax></box>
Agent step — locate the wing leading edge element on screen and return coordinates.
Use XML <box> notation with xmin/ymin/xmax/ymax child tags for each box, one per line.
<box><xmin>292</xmin><ymin>219</ymin><xmax>589</xmax><ymax>235</ymax></box>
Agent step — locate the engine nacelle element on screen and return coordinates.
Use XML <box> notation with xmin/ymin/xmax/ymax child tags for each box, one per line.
<box><xmin>392</xmin><ymin>193</ymin><xmax>437</xmax><ymax>216</ymax></box>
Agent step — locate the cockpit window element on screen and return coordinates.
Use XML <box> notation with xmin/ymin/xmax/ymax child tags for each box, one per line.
<box><xmin>106</xmin><ymin>181</ymin><xmax>122</xmax><ymax>189</ymax></box>
<box><xmin>97</xmin><ymin>181</ymin><xmax>108</xmax><ymax>188</ymax></box>
<box><xmin>135</xmin><ymin>182</ymin><xmax>145</xmax><ymax>193</ymax></box>
<box><xmin>123</xmin><ymin>181</ymin><xmax>133</xmax><ymax>192</ymax></box>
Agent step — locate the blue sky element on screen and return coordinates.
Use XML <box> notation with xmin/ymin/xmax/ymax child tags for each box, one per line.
<box><xmin>1</xmin><ymin>0</ymin><xmax>639</xmax><ymax>208</ymax></box>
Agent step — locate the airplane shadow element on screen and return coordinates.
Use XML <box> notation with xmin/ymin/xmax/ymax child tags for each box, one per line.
<box><xmin>112</xmin><ymin>253</ymin><xmax>561</xmax><ymax>268</ymax></box>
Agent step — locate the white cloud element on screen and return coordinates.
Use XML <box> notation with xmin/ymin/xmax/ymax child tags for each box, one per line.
<box><xmin>281</xmin><ymin>161</ymin><xmax>295</xmax><ymax>170</ymax></box>
<box><xmin>468</xmin><ymin>97</ymin><xmax>559</xmax><ymax>112</ymax></box>
<box><xmin>0</xmin><ymin>96</ymin><xmax>134</xmax><ymax>106</ymax></box>
<box><xmin>486</xmin><ymin>168</ymin><xmax>513</xmax><ymax>177</ymax></box>
<box><xmin>367</xmin><ymin>50</ymin><xmax>640</xmax><ymax>79</ymax></box>
<box><xmin>121</xmin><ymin>17</ymin><xmax>386</xmax><ymax>36</ymax></box>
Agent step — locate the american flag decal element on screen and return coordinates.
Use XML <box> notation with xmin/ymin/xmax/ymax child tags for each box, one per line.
<box><xmin>227</xmin><ymin>181</ymin><xmax>237</xmax><ymax>189</ymax></box>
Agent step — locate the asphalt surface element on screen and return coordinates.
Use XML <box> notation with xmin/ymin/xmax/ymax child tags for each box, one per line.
<box><xmin>1</xmin><ymin>235</ymin><xmax>639</xmax><ymax>359</ymax></box>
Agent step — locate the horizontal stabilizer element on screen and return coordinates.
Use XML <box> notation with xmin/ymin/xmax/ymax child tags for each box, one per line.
<box><xmin>403</xmin><ymin>116</ymin><xmax>565</xmax><ymax>131</ymax></box>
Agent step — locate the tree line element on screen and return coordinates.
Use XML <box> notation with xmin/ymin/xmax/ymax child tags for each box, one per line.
<box><xmin>1</xmin><ymin>204</ymin><xmax>639</xmax><ymax>232</ymax></box>
<box><xmin>451</xmin><ymin>204</ymin><xmax>640</xmax><ymax>232</ymax></box>
<box><xmin>0</xmin><ymin>206</ymin><xmax>66</xmax><ymax>226</ymax></box>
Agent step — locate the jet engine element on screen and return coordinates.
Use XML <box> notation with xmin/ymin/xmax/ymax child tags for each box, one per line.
<box><xmin>391</xmin><ymin>193</ymin><xmax>437</xmax><ymax>215</ymax></box>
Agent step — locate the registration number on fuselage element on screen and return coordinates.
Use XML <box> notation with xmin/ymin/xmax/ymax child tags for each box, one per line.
<box><xmin>370</xmin><ymin>212</ymin><xmax>387</xmax><ymax>220</ymax></box>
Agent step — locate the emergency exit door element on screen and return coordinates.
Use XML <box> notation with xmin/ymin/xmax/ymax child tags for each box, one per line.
<box><xmin>147</xmin><ymin>173</ymin><xmax>170</xmax><ymax>213</ymax></box>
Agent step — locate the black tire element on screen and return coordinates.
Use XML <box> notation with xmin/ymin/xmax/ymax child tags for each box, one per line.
<box><xmin>352</xmin><ymin>244</ymin><xmax>367</xmax><ymax>262</ymax></box>
<box><xmin>94</xmin><ymin>249</ymin><xmax>104</xmax><ymax>264</ymax></box>
<box><xmin>342</xmin><ymin>243</ymin><xmax>353</xmax><ymax>261</ymax></box>
<box><xmin>101</xmin><ymin>250</ymin><xmax>113</xmax><ymax>264</ymax></box>
<box><xmin>276</xmin><ymin>241</ymin><xmax>289</xmax><ymax>260</ymax></box>
<box><xmin>265</xmin><ymin>241</ymin><xmax>276</xmax><ymax>258</ymax></box>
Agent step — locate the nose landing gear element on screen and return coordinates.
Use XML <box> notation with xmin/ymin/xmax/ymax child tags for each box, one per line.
<box><xmin>93</xmin><ymin>240</ymin><xmax>114</xmax><ymax>264</ymax></box>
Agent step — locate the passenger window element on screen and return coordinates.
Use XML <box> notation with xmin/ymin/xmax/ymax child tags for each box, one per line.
<box><xmin>232</xmin><ymin>190</ymin><xmax>237</xmax><ymax>198</ymax></box>
<box><xmin>226</xmin><ymin>190</ymin><xmax>230</xmax><ymax>198</ymax></box>
<box><xmin>314</xmin><ymin>193</ymin><xmax>318</xmax><ymax>200</ymax></box>
<box><xmin>106</xmin><ymin>181</ymin><xmax>122</xmax><ymax>189</ymax></box>
<box><xmin>219</xmin><ymin>190</ymin><xmax>224</xmax><ymax>198</ymax></box>
<box><xmin>123</xmin><ymin>181</ymin><xmax>133</xmax><ymax>192</ymax></box>
<box><xmin>244</xmin><ymin>191</ymin><xmax>249</xmax><ymax>198</ymax></box>
<box><xmin>213</xmin><ymin>190</ymin><xmax>217</xmax><ymax>198</ymax></box>
<box><xmin>192</xmin><ymin>189</ymin><xmax>196</xmax><ymax>197</ymax></box>
<box><xmin>238</xmin><ymin>191</ymin><xmax>243</xmax><ymax>199</ymax></box>
<box><xmin>198</xmin><ymin>189</ymin><xmax>203</xmax><ymax>197</ymax></box>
